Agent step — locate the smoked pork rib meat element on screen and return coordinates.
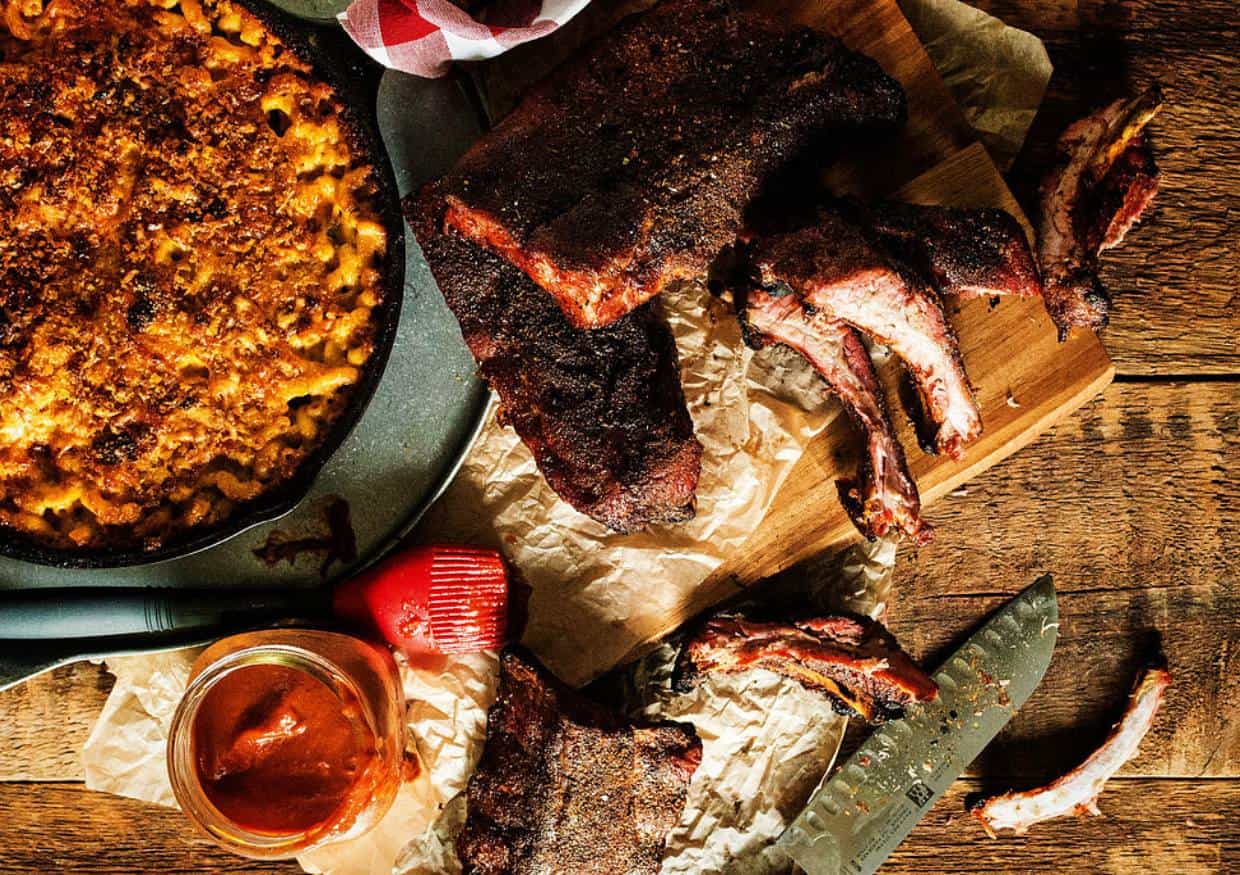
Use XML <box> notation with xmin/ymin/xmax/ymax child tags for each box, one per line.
<box><xmin>860</xmin><ymin>201</ymin><xmax>1042</xmax><ymax>299</ymax></box>
<box><xmin>408</xmin><ymin>188</ymin><xmax>702</xmax><ymax>532</ymax></box>
<box><xmin>674</xmin><ymin>613</ymin><xmax>937</xmax><ymax>724</ymax></box>
<box><xmin>748</xmin><ymin>212</ymin><xmax>982</xmax><ymax>459</ymax></box>
<box><xmin>1037</xmin><ymin>88</ymin><xmax>1163</xmax><ymax>337</ymax></box>
<box><xmin>739</xmin><ymin>288</ymin><xmax>931</xmax><ymax>543</ymax></box>
<box><xmin>459</xmin><ymin>647</ymin><xmax>702</xmax><ymax>875</ymax></box>
<box><xmin>441</xmin><ymin>0</ymin><xmax>906</xmax><ymax>329</ymax></box>
<box><xmin>1088</xmin><ymin>133</ymin><xmax>1159</xmax><ymax>254</ymax></box>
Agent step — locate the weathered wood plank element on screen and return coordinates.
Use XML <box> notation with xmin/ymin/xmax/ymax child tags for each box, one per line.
<box><xmin>1077</xmin><ymin>0</ymin><xmax>1237</xmax><ymax>377</ymax></box>
<box><xmin>961</xmin><ymin>0</ymin><xmax>1079</xmax><ymax>34</ymax></box>
<box><xmin>0</xmin><ymin>662</ymin><xmax>111</xmax><ymax>782</ymax></box>
<box><xmin>0</xmin><ymin>778</ymin><xmax>1229</xmax><ymax>874</ymax></box>
<box><xmin>0</xmin><ymin>784</ymin><xmax>296</xmax><ymax>874</ymax></box>
<box><xmin>886</xmin><ymin>777</ymin><xmax>1237</xmax><ymax>874</ymax></box>
<box><xmin>802</xmin><ymin>381</ymin><xmax>1238</xmax><ymax>778</ymax></box>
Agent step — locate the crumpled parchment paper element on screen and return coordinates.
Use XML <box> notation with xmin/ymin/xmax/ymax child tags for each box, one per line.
<box><xmin>899</xmin><ymin>0</ymin><xmax>1052</xmax><ymax>170</ymax></box>
<box><xmin>81</xmin><ymin>539</ymin><xmax>893</xmax><ymax>875</ymax></box>
<box><xmin>416</xmin><ymin>280</ymin><xmax>838</xmax><ymax>688</ymax></box>
<box><xmin>79</xmin><ymin>2</ymin><xmax>1051</xmax><ymax>872</ymax></box>
<box><xmin>624</xmin><ymin>535</ymin><xmax>899</xmax><ymax>875</ymax></box>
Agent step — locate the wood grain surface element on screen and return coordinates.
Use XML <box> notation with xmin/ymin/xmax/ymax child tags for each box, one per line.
<box><xmin>0</xmin><ymin>661</ymin><xmax>109</xmax><ymax>782</ymax></box>
<box><xmin>0</xmin><ymin>784</ymin><xmax>296</xmax><ymax>874</ymax></box>
<box><xmin>0</xmin><ymin>0</ymin><xmax>1235</xmax><ymax>873</ymax></box>
<box><xmin>0</xmin><ymin>778</ymin><xmax>1233</xmax><ymax>874</ymax></box>
<box><xmin>972</xmin><ymin>0</ymin><xmax>1239</xmax><ymax>377</ymax></box>
<box><xmin>888</xmin><ymin>778</ymin><xmax>1238</xmax><ymax>873</ymax></box>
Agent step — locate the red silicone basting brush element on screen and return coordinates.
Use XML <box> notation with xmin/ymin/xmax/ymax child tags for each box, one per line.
<box><xmin>332</xmin><ymin>544</ymin><xmax>510</xmax><ymax>656</ymax></box>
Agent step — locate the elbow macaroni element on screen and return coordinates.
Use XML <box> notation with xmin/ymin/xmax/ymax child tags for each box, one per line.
<box><xmin>0</xmin><ymin>0</ymin><xmax>388</xmax><ymax>551</ymax></box>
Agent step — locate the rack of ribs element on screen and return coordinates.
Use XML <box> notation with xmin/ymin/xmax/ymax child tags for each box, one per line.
<box><xmin>673</xmin><ymin>613</ymin><xmax>937</xmax><ymax>724</ymax></box>
<box><xmin>459</xmin><ymin>647</ymin><xmax>702</xmax><ymax>875</ymax></box>
<box><xmin>746</xmin><ymin>211</ymin><xmax>982</xmax><ymax>459</ymax></box>
<box><xmin>439</xmin><ymin>0</ymin><xmax>907</xmax><ymax>329</ymax></box>
<box><xmin>1037</xmin><ymin>88</ymin><xmax>1163</xmax><ymax>338</ymax></box>
<box><xmin>408</xmin><ymin>186</ymin><xmax>702</xmax><ymax>533</ymax></box>
<box><xmin>738</xmin><ymin>287</ymin><xmax>932</xmax><ymax>544</ymax></box>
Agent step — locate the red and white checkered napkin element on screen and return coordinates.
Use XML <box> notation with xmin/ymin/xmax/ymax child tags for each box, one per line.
<box><xmin>339</xmin><ymin>0</ymin><xmax>591</xmax><ymax>78</ymax></box>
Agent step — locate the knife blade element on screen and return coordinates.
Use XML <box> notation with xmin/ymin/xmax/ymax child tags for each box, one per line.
<box><xmin>778</xmin><ymin>574</ymin><xmax>1058</xmax><ymax>875</ymax></box>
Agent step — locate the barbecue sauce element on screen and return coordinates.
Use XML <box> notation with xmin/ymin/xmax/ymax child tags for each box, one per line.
<box><xmin>191</xmin><ymin>663</ymin><xmax>380</xmax><ymax>836</ymax></box>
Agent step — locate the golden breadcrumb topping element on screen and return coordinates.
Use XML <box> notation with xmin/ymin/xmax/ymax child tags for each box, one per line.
<box><xmin>0</xmin><ymin>0</ymin><xmax>387</xmax><ymax>551</ymax></box>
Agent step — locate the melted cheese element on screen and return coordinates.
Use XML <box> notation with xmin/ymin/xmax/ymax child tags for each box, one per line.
<box><xmin>0</xmin><ymin>0</ymin><xmax>387</xmax><ymax>551</ymax></box>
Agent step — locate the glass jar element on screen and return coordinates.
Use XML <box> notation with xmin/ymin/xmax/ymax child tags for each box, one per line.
<box><xmin>167</xmin><ymin>629</ymin><xmax>405</xmax><ymax>859</ymax></box>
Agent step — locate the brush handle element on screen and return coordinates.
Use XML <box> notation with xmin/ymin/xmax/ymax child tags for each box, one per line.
<box><xmin>0</xmin><ymin>588</ymin><xmax>320</xmax><ymax>640</ymax></box>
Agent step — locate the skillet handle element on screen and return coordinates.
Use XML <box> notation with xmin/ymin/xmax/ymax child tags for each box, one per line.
<box><xmin>0</xmin><ymin>588</ymin><xmax>315</xmax><ymax>640</ymax></box>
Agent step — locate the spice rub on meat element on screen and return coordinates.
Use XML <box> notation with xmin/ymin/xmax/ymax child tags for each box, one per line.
<box><xmin>440</xmin><ymin>0</ymin><xmax>907</xmax><ymax>329</ymax></box>
<box><xmin>734</xmin><ymin>200</ymin><xmax>1039</xmax><ymax>538</ymax></box>
<box><xmin>1037</xmin><ymin>88</ymin><xmax>1163</xmax><ymax>338</ymax></box>
<box><xmin>860</xmin><ymin>201</ymin><xmax>1041</xmax><ymax>300</ymax></box>
<box><xmin>409</xmin><ymin>187</ymin><xmax>701</xmax><ymax>533</ymax></box>
<box><xmin>0</xmin><ymin>0</ymin><xmax>389</xmax><ymax>551</ymax></box>
<box><xmin>458</xmin><ymin>647</ymin><xmax>701</xmax><ymax>875</ymax></box>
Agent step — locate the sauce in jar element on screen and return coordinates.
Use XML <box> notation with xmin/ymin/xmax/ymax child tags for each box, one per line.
<box><xmin>192</xmin><ymin>663</ymin><xmax>379</xmax><ymax>836</ymax></box>
<box><xmin>168</xmin><ymin>630</ymin><xmax>406</xmax><ymax>859</ymax></box>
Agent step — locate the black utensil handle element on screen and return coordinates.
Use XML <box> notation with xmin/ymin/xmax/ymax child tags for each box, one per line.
<box><xmin>0</xmin><ymin>589</ymin><xmax>315</xmax><ymax>640</ymax></box>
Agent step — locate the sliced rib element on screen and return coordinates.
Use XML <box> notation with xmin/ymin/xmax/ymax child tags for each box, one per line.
<box><xmin>459</xmin><ymin>647</ymin><xmax>701</xmax><ymax>875</ymax></box>
<box><xmin>739</xmin><ymin>287</ymin><xmax>931</xmax><ymax>544</ymax></box>
<box><xmin>748</xmin><ymin>213</ymin><xmax>981</xmax><ymax>459</ymax></box>
<box><xmin>858</xmin><ymin>201</ymin><xmax>1042</xmax><ymax>299</ymax></box>
<box><xmin>971</xmin><ymin>662</ymin><xmax>1171</xmax><ymax>836</ymax></box>
<box><xmin>441</xmin><ymin>0</ymin><xmax>906</xmax><ymax>329</ymax></box>
<box><xmin>1037</xmin><ymin>88</ymin><xmax>1163</xmax><ymax>338</ymax></box>
<box><xmin>408</xmin><ymin>186</ymin><xmax>702</xmax><ymax>533</ymax></box>
<box><xmin>673</xmin><ymin>613</ymin><xmax>937</xmax><ymax>724</ymax></box>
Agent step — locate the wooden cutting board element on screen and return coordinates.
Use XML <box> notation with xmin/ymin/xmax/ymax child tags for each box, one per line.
<box><xmin>614</xmin><ymin>0</ymin><xmax>1115</xmax><ymax>660</ymax></box>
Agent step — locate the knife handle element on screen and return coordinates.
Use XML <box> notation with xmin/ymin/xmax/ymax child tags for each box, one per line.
<box><xmin>0</xmin><ymin>588</ymin><xmax>316</xmax><ymax>640</ymax></box>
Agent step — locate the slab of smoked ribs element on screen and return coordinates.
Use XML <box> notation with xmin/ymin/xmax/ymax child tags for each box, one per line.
<box><xmin>458</xmin><ymin>647</ymin><xmax>702</xmax><ymax>875</ymax></box>
<box><xmin>747</xmin><ymin>209</ymin><xmax>986</xmax><ymax>460</ymax></box>
<box><xmin>439</xmin><ymin>0</ymin><xmax>907</xmax><ymax>329</ymax></box>
<box><xmin>860</xmin><ymin>201</ymin><xmax>1042</xmax><ymax>300</ymax></box>
<box><xmin>408</xmin><ymin>187</ymin><xmax>702</xmax><ymax>533</ymax></box>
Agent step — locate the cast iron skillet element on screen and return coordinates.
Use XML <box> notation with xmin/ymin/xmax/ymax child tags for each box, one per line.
<box><xmin>0</xmin><ymin>2</ymin><xmax>405</xmax><ymax>568</ymax></box>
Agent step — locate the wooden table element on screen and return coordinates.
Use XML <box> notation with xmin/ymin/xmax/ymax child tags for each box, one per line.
<box><xmin>1</xmin><ymin>0</ymin><xmax>1235</xmax><ymax>872</ymax></box>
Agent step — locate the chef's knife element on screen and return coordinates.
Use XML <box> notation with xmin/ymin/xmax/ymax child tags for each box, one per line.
<box><xmin>779</xmin><ymin>575</ymin><xmax>1058</xmax><ymax>875</ymax></box>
